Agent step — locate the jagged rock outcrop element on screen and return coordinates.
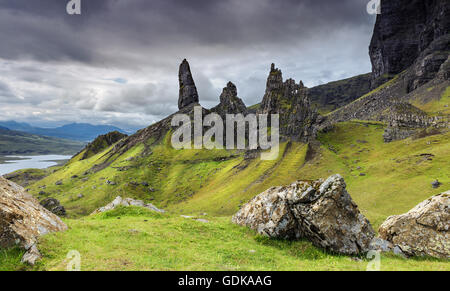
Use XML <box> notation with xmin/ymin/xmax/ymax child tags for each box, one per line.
<box><xmin>232</xmin><ymin>175</ymin><xmax>375</xmax><ymax>255</ymax></box>
<box><xmin>212</xmin><ymin>82</ymin><xmax>248</xmax><ymax>118</ymax></box>
<box><xmin>379</xmin><ymin>192</ymin><xmax>449</xmax><ymax>259</ymax></box>
<box><xmin>382</xmin><ymin>103</ymin><xmax>437</xmax><ymax>142</ymax></box>
<box><xmin>40</xmin><ymin>198</ymin><xmax>66</xmax><ymax>217</ymax></box>
<box><xmin>370</xmin><ymin>0</ymin><xmax>450</xmax><ymax>86</ymax></box>
<box><xmin>81</xmin><ymin>131</ymin><xmax>127</xmax><ymax>160</ymax></box>
<box><xmin>178</xmin><ymin>59</ymin><xmax>200</xmax><ymax>110</ymax></box>
<box><xmin>258</xmin><ymin>64</ymin><xmax>321</xmax><ymax>141</ymax></box>
<box><xmin>91</xmin><ymin>196</ymin><xmax>165</xmax><ymax>215</ymax></box>
<box><xmin>0</xmin><ymin>176</ymin><xmax>67</xmax><ymax>264</ymax></box>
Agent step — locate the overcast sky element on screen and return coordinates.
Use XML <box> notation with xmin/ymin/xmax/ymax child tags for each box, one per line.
<box><xmin>0</xmin><ymin>0</ymin><xmax>376</xmax><ymax>131</ymax></box>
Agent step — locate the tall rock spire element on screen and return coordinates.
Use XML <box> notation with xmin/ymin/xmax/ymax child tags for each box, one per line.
<box><xmin>178</xmin><ymin>59</ymin><xmax>199</xmax><ymax>110</ymax></box>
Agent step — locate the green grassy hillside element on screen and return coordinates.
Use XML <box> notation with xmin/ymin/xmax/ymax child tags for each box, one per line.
<box><xmin>2</xmin><ymin>86</ymin><xmax>449</xmax><ymax>271</ymax></box>
<box><xmin>26</xmin><ymin>120</ymin><xmax>449</xmax><ymax>231</ymax></box>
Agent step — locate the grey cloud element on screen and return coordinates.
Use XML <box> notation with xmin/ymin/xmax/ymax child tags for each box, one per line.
<box><xmin>0</xmin><ymin>0</ymin><xmax>376</xmax><ymax>130</ymax></box>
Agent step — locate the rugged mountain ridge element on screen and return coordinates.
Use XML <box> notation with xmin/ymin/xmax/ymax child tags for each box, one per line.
<box><xmin>322</xmin><ymin>0</ymin><xmax>450</xmax><ymax>141</ymax></box>
<box><xmin>0</xmin><ymin>121</ymin><xmax>126</xmax><ymax>142</ymax></box>
<box><xmin>308</xmin><ymin>73</ymin><xmax>373</xmax><ymax>113</ymax></box>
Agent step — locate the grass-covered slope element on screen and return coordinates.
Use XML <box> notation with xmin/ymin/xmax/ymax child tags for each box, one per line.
<box><xmin>5</xmin><ymin>207</ymin><xmax>444</xmax><ymax>271</ymax></box>
<box><xmin>27</xmin><ymin>119</ymin><xmax>449</xmax><ymax>231</ymax></box>
<box><xmin>27</xmin><ymin>131</ymin><xmax>309</xmax><ymax>217</ymax></box>
<box><xmin>9</xmin><ymin>87</ymin><xmax>448</xmax><ymax>271</ymax></box>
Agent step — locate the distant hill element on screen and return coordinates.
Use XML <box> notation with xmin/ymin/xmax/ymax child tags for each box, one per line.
<box><xmin>0</xmin><ymin>127</ymin><xmax>85</xmax><ymax>155</ymax></box>
<box><xmin>308</xmin><ymin>73</ymin><xmax>373</xmax><ymax>114</ymax></box>
<box><xmin>0</xmin><ymin>121</ymin><xmax>126</xmax><ymax>142</ymax></box>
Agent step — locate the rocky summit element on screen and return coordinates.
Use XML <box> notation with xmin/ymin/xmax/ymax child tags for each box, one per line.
<box><xmin>0</xmin><ymin>176</ymin><xmax>67</xmax><ymax>264</ymax></box>
<box><xmin>81</xmin><ymin>131</ymin><xmax>127</xmax><ymax>160</ymax></box>
<box><xmin>258</xmin><ymin>64</ymin><xmax>321</xmax><ymax>141</ymax></box>
<box><xmin>379</xmin><ymin>192</ymin><xmax>449</xmax><ymax>259</ymax></box>
<box><xmin>178</xmin><ymin>59</ymin><xmax>200</xmax><ymax>110</ymax></box>
<box><xmin>232</xmin><ymin>175</ymin><xmax>375</xmax><ymax>255</ymax></box>
<box><xmin>212</xmin><ymin>82</ymin><xmax>248</xmax><ymax>118</ymax></box>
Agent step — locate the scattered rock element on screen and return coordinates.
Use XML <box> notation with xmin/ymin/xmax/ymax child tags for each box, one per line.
<box><xmin>40</xmin><ymin>198</ymin><xmax>66</xmax><ymax>217</ymax></box>
<box><xmin>232</xmin><ymin>175</ymin><xmax>375</xmax><ymax>255</ymax></box>
<box><xmin>77</xmin><ymin>194</ymin><xmax>84</xmax><ymax>199</ymax></box>
<box><xmin>379</xmin><ymin>192</ymin><xmax>450</xmax><ymax>259</ymax></box>
<box><xmin>91</xmin><ymin>196</ymin><xmax>165</xmax><ymax>215</ymax></box>
<box><xmin>71</xmin><ymin>175</ymin><xmax>78</xmax><ymax>179</ymax></box>
<box><xmin>141</xmin><ymin>182</ymin><xmax>149</xmax><ymax>187</ymax></box>
<box><xmin>369</xmin><ymin>237</ymin><xmax>405</xmax><ymax>257</ymax></box>
<box><xmin>106</xmin><ymin>180</ymin><xmax>117</xmax><ymax>186</ymax></box>
<box><xmin>21</xmin><ymin>244</ymin><xmax>41</xmax><ymax>265</ymax></box>
<box><xmin>432</xmin><ymin>180</ymin><xmax>442</xmax><ymax>189</ymax></box>
<box><xmin>55</xmin><ymin>180</ymin><xmax>63</xmax><ymax>186</ymax></box>
<box><xmin>0</xmin><ymin>176</ymin><xmax>67</xmax><ymax>265</ymax></box>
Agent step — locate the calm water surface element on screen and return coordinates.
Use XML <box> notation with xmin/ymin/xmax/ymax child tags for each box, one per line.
<box><xmin>0</xmin><ymin>155</ymin><xmax>72</xmax><ymax>175</ymax></box>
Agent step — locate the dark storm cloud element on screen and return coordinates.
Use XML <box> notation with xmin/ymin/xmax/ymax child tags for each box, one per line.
<box><xmin>0</xmin><ymin>0</ymin><xmax>372</xmax><ymax>64</ymax></box>
<box><xmin>0</xmin><ymin>0</ymin><xmax>376</xmax><ymax>129</ymax></box>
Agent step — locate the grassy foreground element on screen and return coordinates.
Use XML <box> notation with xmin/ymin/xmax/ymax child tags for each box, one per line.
<box><xmin>2</xmin><ymin>207</ymin><xmax>447</xmax><ymax>271</ymax></box>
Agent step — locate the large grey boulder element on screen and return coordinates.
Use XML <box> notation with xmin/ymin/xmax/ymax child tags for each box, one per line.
<box><xmin>379</xmin><ymin>192</ymin><xmax>449</xmax><ymax>259</ymax></box>
<box><xmin>232</xmin><ymin>175</ymin><xmax>375</xmax><ymax>255</ymax></box>
<box><xmin>0</xmin><ymin>176</ymin><xmax>67</xmax><ymax>264</ymax></box>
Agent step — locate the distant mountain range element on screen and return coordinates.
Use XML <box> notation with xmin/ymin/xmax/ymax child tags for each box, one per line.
<box><xmin>0</xmin><ymin>121</ymin><xmax>127</xmax><ymax>142</ymax></box>
<box><xmin>0</xmin><ymin>127</ymin><xmax>84</xmax><ymax>156</ymax></box>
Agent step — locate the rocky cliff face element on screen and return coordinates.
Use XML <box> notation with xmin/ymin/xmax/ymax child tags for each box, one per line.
<box><xmin>178</xmin><ymin>59</ymin><xmax>200</xmax><ymax>110</ymax></box>
<box><xmin>322</xmin><ymin>0</ymin><xmax>450</xmax><ymax>139</ymax></box>
<box><xmin>258</xmin><ymin>64</ymin><xmax>321</xmax><ymax>141</ymax></box>
<box><xmin>370</xmin><ymin>0</ymin><xmax>450</xmax><ymax>86</ymax></box>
